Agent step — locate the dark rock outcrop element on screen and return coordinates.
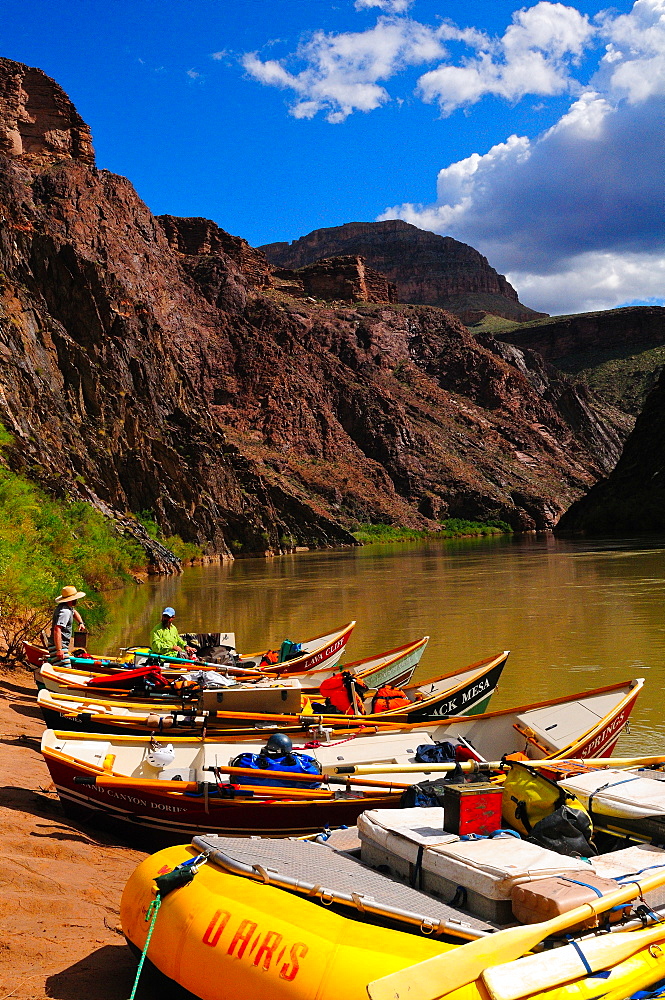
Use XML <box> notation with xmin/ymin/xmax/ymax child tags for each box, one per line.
<box><xmin>557</xmin><ymin>368</ymin><xmax>665</xmax><ymax>534</ymax></box>
<box><xmin>499</xmin><ymin>307</ymin><xmax>665</xmax><ymax>416</ymax></box>
<box><xmin>273</xmin><ymin>255</ymin><xmax>397</xmax><ymax>305</ymax></box>
<box><xmin>500</xmin><ymin>307</ymin><xmax>665</xmax><ymax>360</ymax></box>
<box><xmin>0</xmin><ymin>58</ymin><xmax>635</xmax><ymax>559</ymax></box>
<box><xmin>261</xmin><ymin>220</ymin><xmax>545</xmax><ymax>323</ymax></box>
<box><xmin>158</xmin><ymin>215</ymin><xmax>273</xmax><ymax>291</ymax></box>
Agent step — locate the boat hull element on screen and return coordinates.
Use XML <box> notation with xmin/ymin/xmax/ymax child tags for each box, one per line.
<box><xmin>45</xmin><ymin>752</ymin><xmax>399</xmax><ymax>841</ymax></box>
<box><xmin>36</xmin><ymin>649</ymin><xmax>508</xmax><ymax>734</ymax></box>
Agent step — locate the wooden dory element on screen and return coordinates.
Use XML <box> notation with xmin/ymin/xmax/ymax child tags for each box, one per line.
<box><xmin>36</xmin><ymin>649</ymin><xmax>509</xmax><ymax>734</ymax></box>
<box><xmin>41</xmin><ymin>677</ymin><xmax>643</xmax><ymax>840</ymax></box>
<box><xmin>24</xmin><ymin>621</ymin><xmax>357</xmax><ymax>676</ymax></box>
<box><xmin>37</xmin><ymin>635</ymin><xmax>430</xmax><ymax>698</ymax></box>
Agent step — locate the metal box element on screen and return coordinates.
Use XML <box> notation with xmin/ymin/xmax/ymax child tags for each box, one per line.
<box><xmin>443</xmin><ymin>782</ymin><xmax>503</xmax><ymax>836</ymax></box>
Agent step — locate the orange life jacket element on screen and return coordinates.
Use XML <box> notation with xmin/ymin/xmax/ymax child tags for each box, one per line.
<box><xmin>371</xmin><ymin>685</ymin><xmax>410</xmax><ymax>714</ymax></box>
<box><xmin>319</xmin><ymin>672</ymin><xmax>368</xmax><ymax>715</ymax></box>
<box><xmin>260</xmin><ymin>649</ymin><xmax>279</xmax><ymax>666</ymax></box>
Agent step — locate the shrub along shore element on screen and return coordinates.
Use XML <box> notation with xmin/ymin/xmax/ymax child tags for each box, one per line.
<box><xmin>352</xmin><ymin>519</ymin><xmax>512</xmax><ymax>544</ymax></box>
<box><xmin>0</xmin><ymin>464</ymin><xmax>148</xmax><ymax>663</ymax></box>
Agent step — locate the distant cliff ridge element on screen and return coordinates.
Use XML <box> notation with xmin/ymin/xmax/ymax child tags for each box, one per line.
<box><xmin>0</xmin><ymin>57</ymin><xmax>635</xmax><ymax>563</ymax></box>
<box><xmin>500</xmin><ymin>307</ymin><xmax>665</xmax><ymax>416</ymax></box>
<box><xmin>500</xmin><ymin>307</ymin><xmax>665</xmax><ymax>360</ymax></box>
<box><xmin>260</xmin><ymin>220</ymin><xmax>546</xmax><ymax>323</ymax></box>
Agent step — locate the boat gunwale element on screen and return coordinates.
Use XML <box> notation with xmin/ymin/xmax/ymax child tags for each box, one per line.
<box><xmin>41</xmin><ymin>676</ymin><xmax>643</xmax><ymax>746</ymax></box>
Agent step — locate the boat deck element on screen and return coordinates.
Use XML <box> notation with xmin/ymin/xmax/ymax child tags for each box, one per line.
<box><xmin>192</xmin><ymin>834</ymin><xmax>497</xmax><ymax>935</ymax></box>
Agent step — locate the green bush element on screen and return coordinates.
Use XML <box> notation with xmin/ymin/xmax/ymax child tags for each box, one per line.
<box><xmin>0</xmin><ymin>465</ymin><xmax>146</xmax><ymax>651</ymax></box>
<box><xmin>136</xmin><ymin>510</ymin><xmax>203</xmax><ymax>561</ymax></box>
<box><xmin>352</xmin><ymin>519</ymin><xmax>512</xmax><ymax>544</ymax></box>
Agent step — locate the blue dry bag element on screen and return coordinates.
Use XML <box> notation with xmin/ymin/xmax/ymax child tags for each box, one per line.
<box><xmin>230</xmin><ymin>751</ymin><xmax>322</xmax><ymax>789</ymax></box>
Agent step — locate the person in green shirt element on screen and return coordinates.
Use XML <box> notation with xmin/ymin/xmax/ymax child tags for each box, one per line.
<box><xmin>150</xmin><ymin>607</ymin><xmax>197</xmax><ymax>659</ymax></box>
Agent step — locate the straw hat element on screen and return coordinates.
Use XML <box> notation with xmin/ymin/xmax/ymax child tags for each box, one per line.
<box><xmin>54</xmin><ymin>585</ymin><xmax>86</xmax><ymax>604</ymax></box>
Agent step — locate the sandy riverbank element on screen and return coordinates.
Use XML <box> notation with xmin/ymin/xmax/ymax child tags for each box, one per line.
<box><xmin>0</xmin><ymin>667</ymin><xmax>183</xmax><ymax>1000</ymax></box>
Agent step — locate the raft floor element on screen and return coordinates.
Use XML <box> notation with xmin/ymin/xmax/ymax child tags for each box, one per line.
<box><xmin>192</xmin><ymin>834</ymin><xmax>497</xmax><ymax>933</ymax></box>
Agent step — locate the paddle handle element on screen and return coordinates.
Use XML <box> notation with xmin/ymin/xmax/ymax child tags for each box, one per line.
<box><xmin>338</xmin><ymin>755</ymin><xmax>665</xmax><ymax>775</ymax></box>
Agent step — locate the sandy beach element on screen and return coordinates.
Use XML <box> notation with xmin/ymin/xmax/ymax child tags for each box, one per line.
<box><xmin>0</xmin><ymin>667</ymin><xmax>171</xmax><ymax>1000</ymax></box>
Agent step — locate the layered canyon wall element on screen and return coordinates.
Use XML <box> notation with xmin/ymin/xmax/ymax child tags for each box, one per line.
<box><xmin>0</xmin><ymin>59</ymin><xmax>635</xmax><ymax>565</ymax></box>
<box><xmin>500</xmin><ymin>307</ymin><xmax>665</xmax><ymax>360</ymax></box>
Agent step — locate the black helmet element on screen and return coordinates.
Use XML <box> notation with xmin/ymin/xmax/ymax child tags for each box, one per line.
<box><xmin>264</xmin><ymin>732</ymin><xmax>293</xmax><ymax>756</ymax></box>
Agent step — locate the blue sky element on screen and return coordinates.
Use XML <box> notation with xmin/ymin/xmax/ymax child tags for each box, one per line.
<box><xmin>1</xmin><ymin>0</ymin><xmax>663</xmax><ymax>315</ymax></box>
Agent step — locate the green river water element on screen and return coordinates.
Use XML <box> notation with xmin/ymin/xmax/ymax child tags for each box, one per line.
<box><xmin>98</xmin><ymin>533</ymin><xmax>665</xmax><ymax>755</ymax></box>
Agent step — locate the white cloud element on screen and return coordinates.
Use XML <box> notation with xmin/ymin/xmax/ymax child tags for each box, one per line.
<box><xmin>243</xmin><ymin>3</ymin><xmax>595</xmax><ymax>120</ymax></box>
<box><xmin>242</xmin><ymin>17</ymin><xmax>450</xmax><ymax>121</ymax></box>
<box><xmin>418</xmin><ymin>3</ymin><xmax>594</xmax><ymax>111</ymax></box>
<box><xmin>507</xmin><ymin>251</ymin><xmax>665</xmax><ymax>314</ymax></box>
<box><xmin>355</xmin><ymin>0</ymin><xmax>414</xmax><ymax>12</ymax></box>
<box><xmin>595</xmin><ymin>0</ymin><xmax>665</xmax><ymax>102</ymax></box>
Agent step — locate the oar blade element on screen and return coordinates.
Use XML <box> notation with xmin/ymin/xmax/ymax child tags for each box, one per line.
<box><xmin>367</xmin><ymin>924</ymin><xmax>544</xmax><ymax>1000</ymax></box>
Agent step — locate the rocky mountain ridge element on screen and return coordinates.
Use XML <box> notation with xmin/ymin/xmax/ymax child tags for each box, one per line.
<box><xmin>260</xmin><ymin>220</ymin><xmax>546</xmax><ymax>324</ymax></box>
<box><xmin>500</xmin><ymin>307</ymin><xmax>665</xmax><ymax>359</ymax></box>
<box><xmin>0</xmin><ymin>58</ymin><xmax>635</xmax><ymax>566</ymax></box>
<box><xmin>499</xmin><ymin>307</ymin><xmax>665</xmax><ymax>417</ymax></box>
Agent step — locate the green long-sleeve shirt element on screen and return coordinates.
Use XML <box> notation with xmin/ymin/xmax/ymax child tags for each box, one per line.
<box><xmin>150</xmin><ymin>623</ymin><xmax>186</xmax><ymax>656</ymax></box>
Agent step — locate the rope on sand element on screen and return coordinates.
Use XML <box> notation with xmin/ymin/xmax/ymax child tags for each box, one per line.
<box><xmin>126</xmin><ymin>896</ymin><xmax>162</xmax><ymax>1000</ymax></box>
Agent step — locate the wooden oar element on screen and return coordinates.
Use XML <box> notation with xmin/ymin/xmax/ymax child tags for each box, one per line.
<box><xmin>78</xmin><ymin>774</ymin><xmax>335</xmax><ymax>799</ymax></box>
<box><xmin>366</xmin><ymin>864</ymin><xmax>665</xmax><ymax>1000</ymax></box>
<box><xmin>336</xmin><ymin>754</ymin><xmax>665</xmax><ymax>776</ymax></box>
<box><xmin>482</xmin><ymin>922</ymin><xmax>665</xmax><ymax>1000</ymax></box>
<box><xmin>68</xmin><ymin>762</ymin><xmax>410</xmax><ymax>793</ymax></box>
<box><xmin>207</xmin><ymin>763</ymin><xmax>410</xmax><ymax>791</ymax></box>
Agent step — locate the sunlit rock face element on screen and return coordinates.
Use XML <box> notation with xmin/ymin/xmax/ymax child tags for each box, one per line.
<box><xmin>0</xmin><ymin>58</ymin><xmax>634</xmax><ymax>560</ymax></box>
<box><xmin>260</xmin><ymin>220</ymin><xmax>545</xmax><ymax>323</ymax></box>
<box><xmin>0</xmin><ymin>57</ymin><xmax>94</xmax><ymax>167</ymax></box>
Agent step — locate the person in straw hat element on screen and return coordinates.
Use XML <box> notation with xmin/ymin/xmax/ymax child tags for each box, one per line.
<box><xmin>48</xmin><ymin>586</ymin><xmax>87</xmax><ymax>669</ymax></box>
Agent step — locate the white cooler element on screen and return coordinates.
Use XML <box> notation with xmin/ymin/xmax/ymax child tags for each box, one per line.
<box><xmin>358</xmin><ymin>807</ymin><xmax>459</xmax><ymax>880</ymax></box>
<box><xmin>421</xmin><ymin>838</ymin><xmax>596</xmax><ymax>923</ymax></box>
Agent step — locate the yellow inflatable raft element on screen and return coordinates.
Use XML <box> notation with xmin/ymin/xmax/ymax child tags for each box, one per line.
<box><xmin>121</xmin><ymin>843</ymin><xmax>665</xmax><ymax>1000</ymax></box>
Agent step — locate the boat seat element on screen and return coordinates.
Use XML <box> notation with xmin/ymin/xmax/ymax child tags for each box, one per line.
<box><xmin>316</xmin><ymin>732</ymin><xmax>435</xmax><ymax>769</ymax></box>
<box><xmin>421</xmin><ymin>838</ymin><xmax>597</xmax><ymax>923</ymax></box>
<box><xmin>560</xmin><ymin>769</ymin><xmax>665</xmax><ymax>816</ymax></box>
<box><xmin>50</xmin><ymin>737</ymin><xmax>112</xmax><ymax>767</ymax></box>
<box><xmin>514</xmin><ymin>701</ymin><xmax>608</xmax><ymax>752</ymax></box>
<box><xmin>359</xmin><ymin>803</ymin><xmax>599</xmax><ymax>925</ymax></box>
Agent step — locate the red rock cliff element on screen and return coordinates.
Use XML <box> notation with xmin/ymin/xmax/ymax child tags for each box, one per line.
<box><xmin>0</xmin><ymin>59</ymin><xmax>633</xmax><ymax>560</ymax></box>
<box><xmin>261</xmin><ymin>220</ymin><xmax>545</xmax><ymax>323</ymax></box>
<box><xmin>0</xmin><ymin>56</ymin><xmax>94</xmax><ymax>166</ymax></box>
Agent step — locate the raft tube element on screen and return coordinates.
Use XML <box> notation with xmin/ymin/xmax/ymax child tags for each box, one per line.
<box><xmin>121</xmin><ymin>844</ymin><xmax>665</xmax><ymax>1000</ymax></box>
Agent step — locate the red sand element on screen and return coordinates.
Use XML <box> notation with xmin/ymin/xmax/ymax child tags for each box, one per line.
<box><xmin>0</xmin><ymin>667</ymin><xmax>166</xmax><ymax>1000</ymax></box>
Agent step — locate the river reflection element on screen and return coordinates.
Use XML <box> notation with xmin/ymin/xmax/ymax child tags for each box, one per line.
<box><xmin>99</xmin><ymin>533</ymin><xmax>665</xmax><ymax>754</ymax></box>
